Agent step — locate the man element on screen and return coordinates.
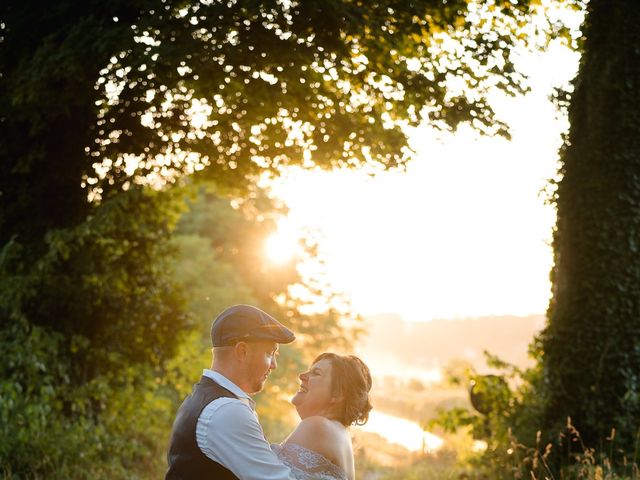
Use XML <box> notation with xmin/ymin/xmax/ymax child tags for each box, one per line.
<box><xmin>166</xmin><ymin>304</ymin><xmax>298</xmax><ymax>479</ymax></box>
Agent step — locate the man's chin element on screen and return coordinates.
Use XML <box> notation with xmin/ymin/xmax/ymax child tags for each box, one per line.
<box><xmin>251</xmin><ymin>380</ymin><xmax>267</xmax><ymax>394</ymax></box>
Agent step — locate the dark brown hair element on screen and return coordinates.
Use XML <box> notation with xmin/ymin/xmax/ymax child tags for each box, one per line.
<box><xmin>314</xmin><ymin>352</ymin><xmax>373</xmax><ymax>426</ymax></box>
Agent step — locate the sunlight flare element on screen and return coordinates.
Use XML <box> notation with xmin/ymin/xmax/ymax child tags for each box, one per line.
<box><xmin>265</xmin><ymin>233</ymin><xmax>294</xmax><ymax>264</ymax></box>
<box><xmin>264</xmin><ymin>221</ymin><xmax>301</xmax><ymax>264</ymax></box>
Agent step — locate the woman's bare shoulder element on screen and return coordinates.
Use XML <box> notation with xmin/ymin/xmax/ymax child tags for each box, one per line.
<box><xmin>287</xmin><ymin>416</ymin><xmax>340</xmax><ymax>442</ymax></box>
<box><xmin>285</xmin><ymin>416</ymin><xmax>347</xmax><ymax>463</ymax></box>
<box><xmin>297</xmin><ymin>415</ymin><xmax>339</xmax><ymax>430</ymax></box>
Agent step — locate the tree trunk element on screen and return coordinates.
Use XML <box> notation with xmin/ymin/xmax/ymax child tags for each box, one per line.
<box><xmin>541</xmin><ymin>0</ymin><xmax>640</xmax><ymax>454</ymax></box>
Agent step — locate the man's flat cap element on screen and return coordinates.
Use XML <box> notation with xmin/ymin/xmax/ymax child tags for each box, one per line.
<box><xmin>211</xmin><ymin>304</ymin><xmax>295</xmax><ymax>347</ymax></box>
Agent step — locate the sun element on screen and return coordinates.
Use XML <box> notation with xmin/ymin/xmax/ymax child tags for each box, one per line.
<box><xmin>264</xmin><ymin>223</ymin><xmax>300</xmax><ymax>265</ymax></box>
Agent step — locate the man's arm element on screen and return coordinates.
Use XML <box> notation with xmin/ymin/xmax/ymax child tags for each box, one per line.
<box><xmin>196</xmin><ymin>399</ymin><xmax>296</xmax><ymax>480</ymax></box>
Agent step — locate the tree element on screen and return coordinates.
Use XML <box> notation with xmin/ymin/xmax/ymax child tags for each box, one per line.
<box><xmin>538</xmin><ymin>0</ymin><xmax>640</xmax><ymax>460</ymax></box>
<box><xmin>0</xmin><ymin>189</ymin><xmax>189</xmax><ymax>478</ymax></box>
<box><xmin>1</xmin><ymin>0</ymin><xmax>537</xmax><ymax>248</ymax></box>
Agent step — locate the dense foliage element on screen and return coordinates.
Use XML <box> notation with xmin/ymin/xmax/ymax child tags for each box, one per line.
<box><xmin>0</xmin><ymin>189</ymin><xmax>186</xmax><ymax>478</ymax></box>
<box><xmin>432</xmin><ymin>354</ymin><xmax>640</xmax><ymax>479</ymax></box>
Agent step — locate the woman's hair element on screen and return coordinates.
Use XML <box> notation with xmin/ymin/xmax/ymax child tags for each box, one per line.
<box><xmin>314</xmin><ymin>352</ymin><xmax>373</xmax><ymax>426</ymax></box>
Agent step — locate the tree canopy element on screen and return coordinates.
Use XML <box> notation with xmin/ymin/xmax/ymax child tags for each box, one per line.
<box><xmin>2</xmin><ymin>0</ymin><xmax>539</xmax><ymax>247</ymax></box>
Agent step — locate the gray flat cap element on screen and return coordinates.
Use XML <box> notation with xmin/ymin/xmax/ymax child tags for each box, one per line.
<box><xmin>211</xmin><ymin>304</ymin><xmax>295</xmax><ymax>347</ymax></box>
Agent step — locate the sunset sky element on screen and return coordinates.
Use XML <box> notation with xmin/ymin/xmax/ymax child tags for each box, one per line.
<box><xmin>265</xmin><ymin>39</ymin><xmax>580</xmax><ymax>323</ymax></box>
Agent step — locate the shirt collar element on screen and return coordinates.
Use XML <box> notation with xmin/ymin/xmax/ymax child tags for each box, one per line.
<box><xmin>203</xmin><ymin>369</ymin><xmax>256</xmax><ymax>410</ymax></box>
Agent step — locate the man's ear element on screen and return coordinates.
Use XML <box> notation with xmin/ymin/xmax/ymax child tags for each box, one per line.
<box><xmin>233</xmin><ymin>341</ymin><xmax>249</xmax><ymax>361</ymax></box>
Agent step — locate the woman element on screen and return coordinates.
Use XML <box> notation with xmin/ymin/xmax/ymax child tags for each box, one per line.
<box><xmin>272</xmin><ymin>353</ymin><xmax>373</xmax><ymax>480</ymax></box>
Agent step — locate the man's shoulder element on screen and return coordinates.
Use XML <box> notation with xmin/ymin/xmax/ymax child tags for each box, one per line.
<box><xmin>200</xmin><ymin>396</ymin><xmax>254</xmax><ymax>418</ymax></box>
<box><xmin>197</xmin><ymin>396</ymin><xmax>261</xmax><ymax>444</ymax></box>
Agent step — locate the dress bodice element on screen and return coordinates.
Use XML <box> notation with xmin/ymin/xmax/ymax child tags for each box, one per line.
<box><xmin>272</xmin><ymin>443</ymin><xmax>348</xmax><ymax>480</ymax></box>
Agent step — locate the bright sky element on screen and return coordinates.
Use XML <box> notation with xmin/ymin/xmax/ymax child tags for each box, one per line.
<box><xmin>265</xmin><ymin>41</ymin><xmax>580</xmax><ymax>323</ymax></box>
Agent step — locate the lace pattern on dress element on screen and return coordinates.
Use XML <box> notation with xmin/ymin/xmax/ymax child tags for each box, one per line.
<box><xmin>272</xmin><ymin>443</ymin><xmax>348</xmax><ymax>480</ymax></box>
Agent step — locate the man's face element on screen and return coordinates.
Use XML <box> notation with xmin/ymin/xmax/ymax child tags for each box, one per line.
<box><xmin>244</xmin><ymin>340</ymin><xmax>279</xmax><ymax>394</ymax></box>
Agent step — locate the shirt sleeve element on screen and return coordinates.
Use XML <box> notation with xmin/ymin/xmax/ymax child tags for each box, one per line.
<box><xmin>196</xmin><ymin>398</ymin><xmax>297</xmax><ymax>480</ymax></box>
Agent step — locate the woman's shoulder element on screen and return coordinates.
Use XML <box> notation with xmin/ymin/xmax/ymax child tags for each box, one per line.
<box><xmin>296</xmin><ymin>416</ymin><xmax>342</xmax><ymax>434</ymax></box>
<box><xmin>285</xmin><ymin>416</ymin><xmax>348</xmax><ymax>462</ymax></box>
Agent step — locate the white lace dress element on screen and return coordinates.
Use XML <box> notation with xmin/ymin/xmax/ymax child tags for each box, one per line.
<box><xmin>272</xmin><ymin>443</ymin><xmax>348</xmax><ymax>480</ymax></box>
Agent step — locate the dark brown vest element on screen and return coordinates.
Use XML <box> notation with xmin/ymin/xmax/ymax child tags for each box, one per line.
<box><xmin>165</xmin><ymin>376</ymin><xmax>239</xmax><ymax>480</ymax></box>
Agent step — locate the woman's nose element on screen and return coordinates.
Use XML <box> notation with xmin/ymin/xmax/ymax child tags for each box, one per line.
<box><xmin>299</xmin><ymin>371</ymin><xmax>308</xmax><ymax>381</ymax></box>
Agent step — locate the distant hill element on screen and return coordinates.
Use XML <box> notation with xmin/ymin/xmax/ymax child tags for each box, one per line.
<box><xmin>356</xmin><ymin>313</ymin><xmax>545</xmax><ymax>381</ymax></box>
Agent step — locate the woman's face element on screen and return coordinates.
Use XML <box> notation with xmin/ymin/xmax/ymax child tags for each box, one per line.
<box><xmin>291</xmin><ymin>358</ymin><xmax>335</xmax><ymax>419</ymax></box>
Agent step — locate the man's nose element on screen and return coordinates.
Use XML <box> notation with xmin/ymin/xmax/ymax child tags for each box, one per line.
<box><xmin>270</xmin><ymin>356</ymin><xmax>277</xmax><ymax>370</ymax></box>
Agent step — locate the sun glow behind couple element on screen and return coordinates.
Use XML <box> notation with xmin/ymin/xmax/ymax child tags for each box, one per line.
<box><xmin>255</xmin><ymin>38</ymin><xmax>581</xmax><ymax>459</ymax></box>
<box><xmin>262</xmin><ymin>39</ymin><xmax>579</xmax><ymax>324</ymax></box>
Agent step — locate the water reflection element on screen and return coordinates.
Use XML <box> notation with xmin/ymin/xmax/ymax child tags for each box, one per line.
<box><xmin>356</xmin><ymin>410</ymin><xmax>444</xmax><ymax>453</ymax></box>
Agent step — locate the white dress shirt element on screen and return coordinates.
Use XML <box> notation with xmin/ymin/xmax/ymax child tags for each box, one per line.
<box><xmin>195</xmin><ymin>369</ymin><xmax>296</xmax><ymax>480</ymax></box>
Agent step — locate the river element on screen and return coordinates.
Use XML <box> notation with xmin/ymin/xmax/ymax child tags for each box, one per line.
<box><xmin>354</xmin><ymin>410</ymin><xmax>444</xmax><ymax>453</ymax></box>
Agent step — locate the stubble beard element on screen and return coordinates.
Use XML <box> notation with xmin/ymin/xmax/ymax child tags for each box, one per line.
<box><xmin>251</xmin><ymin>374</ymin><xmax>268</xmax><ymax>394</ymax></box>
